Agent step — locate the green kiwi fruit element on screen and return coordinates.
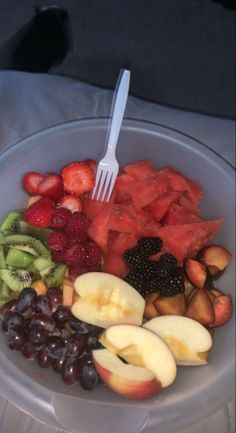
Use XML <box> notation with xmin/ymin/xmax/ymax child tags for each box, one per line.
<box><xmin>5</xmin><ymin>248</ymin><xmax>34</xmax><ymax>268</ymax></box>
<box><xmin>0</xmin><ymin>268</ymin><xmax>32</xmax><ymax>292</ymax></box>
<box><xmin>0</xmin><ymin>234</ymin><xmax>51</xmax><ymax>258</ymax></box>
<box><xmin>14</xmin><ymin>220</ymin><xmax>51</xmax><ymax>242</ymax></box>
<box><xmin>33</xmin><ymin>256</ymin><xmax>54</xmax><ymax>272</ymax></box>
<box><xmin>0</xmin><ymin>246</ymin><xmax>6</xmax><ymax>268</ymax></box>
<box><xmin>40</xmin><ymin>264</ymin><xmax>67</xmax><ymax>288</ymax></box>
<box><xmin>0</xmin><ymin>210</ymin><xmax>23</xmax><ymax>233</ymax></box>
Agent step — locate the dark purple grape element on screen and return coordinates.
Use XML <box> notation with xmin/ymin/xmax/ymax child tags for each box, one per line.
<box><xmin>2</xmin><ymin>312</ymin><xmax>24</xmax><ymax>334</ymax></box>
<box><xmin>28</xmin><ymin>326</ymin><xmax>47</xmax><ymax>350</ymax></box>
<box><xmin>46</xmin><ymin>288</ymin><xmax>63</xmax><ymax>310</ymax></box>
<box><xmin>52</xmin><ymin>306</ymin><xmax>72</xmax><ymax>328</ymax></box>
<box><xmin>78</xmin><ymin>349</ymin><xmax>93</xmax><ymax>366</ymax></box>
<box><xmin>16</xmin><ymin>287</ymin><xmax>37</xmax><ymax>317</ymax></box>
<box><xmin>86</xmin><ymin>334</ymin><xmax>101</xmax><ymax>350</ymax></box>
<box><xmin>8</xmin><ymin>328</ymin><xmax>25</xmax><ymax>351</ymax></box>
<box><xmin>44</xmin><ymin>336</ymin><xmax>66</xmax><ymax>359</ymax></box>
<box><xmin>66</xmin><ymin>335</ymin><xmax>85</xmax><ymax>358</ymax></box>
<box><xmin>0</xmin><ymin>299</ymin><xmax>17</xmax><ymax>320</ymax></box>
<box><xmin>22</xmin><ymin>342</ymin><xmax>38</xmax><ymax>360</ymax></box>
<box><xmin>90</xmin><ymin>325</ymin><xmax>103</xmax><ymax>337</ymax></box>
<box><xmin>48</xmin><ymin>327</ymin><xmax>61</xmax><ymax>337</ymax></box>
<box><xmin>37</xmin><ymin>348</ymin><xmax>52</xmax><ymax>368</ymax></box>
<box><xmin>52</xmin><ymin>357</ymin><xmax>65</xmax><ymax>373</ymax></box>
<box><xmin>69</xmin><ymin>317</ymin><xmax>91</xmax><ymax>335</ymax></box>
<box><xmin>34</xmin><ymin>295</ymin><xmax>52</xmax><ymax>316</ymax></box>
<box><xmin>79</xmin><ymin>363</ymin><xmax>99</xmax><ymax>391</ymax></box>
<box><xmin>30</xmin><ymin>314</ymin><xmax>55</xmax><ymax>332</ymax></box>
<box><xmin>62</xmin><ymin>357</ymin><xmax>80</xmax><ymax>385</ymax></box>
<box><xmin>61</xmin><ymin>328</ymin><xmax>71</xmax><ymax>343</ymax></box>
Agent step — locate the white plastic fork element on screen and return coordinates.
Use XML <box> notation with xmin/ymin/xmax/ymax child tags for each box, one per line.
<box><xmin>91</xmin><ymin>68</ymin><xmax>130</xmax><ymax>202</ymax></box>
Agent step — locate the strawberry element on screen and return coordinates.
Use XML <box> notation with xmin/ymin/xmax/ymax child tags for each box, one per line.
<box><xmin>50</xmin><ymin>207</ymin><xmax>72</xmax><ymax>229</ymax></box>
<box><xmin>65</xmin><ymin>213</ymin><xmax>90</xmax><ymax>238</ymax></box>
<box><xmin>61</xmin><ymin>161</ymin><xmax>95</xmax><ymax>196</ymax></box>
<box><xmin>38</xmin><ymin>174</ymin><xmax>64</xmax><ymax>201</ymax></box>
<box><xmin>47</xmin><ymin>230</ymin><xmax>69</xmax><ymax>251</ymax></box>
<box><xmin>83</xmin><ymin>158</ymin><xmax>97</xmax><ymax>173</ymax></box>
<box><xmin>57</xmin><ymin>194</ymin><xmax>83</xmax><ymax>213</ymax></box>
<box><xmin>24</xmin><ymin>197</ymin><xmax>54</xmax><ymax>227</ymax></box>
<box><xmin>22</xmin><ymin>171</ymin><xmax>44</xmax><ymax>195</ymax></box>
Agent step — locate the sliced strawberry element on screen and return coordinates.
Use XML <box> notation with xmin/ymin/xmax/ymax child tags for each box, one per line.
<box><xmin>57</xmin><ymin>195</ymin><xmax>83</xmax><ymax>214</ymax></box>
<box><xmin>38</xmin><ymin>174</ymin><xmax>64</xmax><ymax>201</ymax></box>
<box><xmin>61</xmin><ymin>162</ymin><xmax>95</xmax><ymax>196</ymax></box>
<box><xmin>22</xmin><ymin>171</ymin><xmax>44</xmax><ymax>195</ymax></box>
<box><xmin>24</xmin><ymin>197</ymin><xmax>54</xmax><ymax>227</ymax></box>
<box><xmin>83</xmin><ymin>158</ymin><xmax>97</xmax><ymax>173</ymax></box>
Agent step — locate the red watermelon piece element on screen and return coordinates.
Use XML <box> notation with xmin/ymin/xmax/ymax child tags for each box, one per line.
<box><xmin>179</xmin><ymin>194</ymin><xmax>201</xmax><ymax>215</ymax></box>
<box><xmin>129</xmin><ymin>178</ymin><xmax>161</xmax><ymax>209</ymax></box>
<box><xmin>114</xmin><ymin>173</ymin><xmax>134</xmax><ymax>204</ymax></box>
<box><xmin>149</xmin><ymin>219</ymin><xmax>223</xmax><ymax>263</ymax></box>
<box><xmin>163</xmin><ymin>167</ymin><xmax>203</xmax><ymax>204</ymax></box>
<box><xmin>108</xmin><ymin>204</ymin><xmax>140</xmax><ymax>234</ymax></box>
<box><xmin>110</xmin><ymin>232</ymin><xmax>139</xmax><ymax>255</ymax></box>
<box><xmin>147</xmin><ymin>191</ymin><xmax>180</xmax><ymax>222</ymax></box>
<box><xmin>163</xmin><ymin>203</ymin><xmax>202</xmax><ymax>225</ymax></box>
<box><xmin>102</xmin><ymin>252</ymin><xmax>128</xmax><ymax>277</ymax></box>
<box><xmin>87</xmin><ymin>202</ymin><xmax>113</xmax><ymax>251</ymax></box>
<box><xmin>124</xmin><ymin>160</ymin><xmax>158</xmax><ymax>180</ymax></box>
<box><xmin>82</xmin><ymin>197</ymin><xmax>105</xmax><ymax>221</ymax></box>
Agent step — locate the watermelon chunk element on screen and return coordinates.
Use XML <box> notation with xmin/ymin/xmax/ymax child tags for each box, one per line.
<box><xmin>87</xmin><ymin>202</ymin><xmax>113</xmax><ymax>251</ymax></box>
<box><xmin>124</xmin><ymin>160</ymin><xmax>158</xmax><ymax>180</ymax></box>
<box><xmin>102</xmin><ymin>252</ymin><xmax>128</xmax><ymax>277</ymax></box>
<box><xmin>82</xmin><ymin>197</ymin><xmax>105</xmax><ymax>221</ymax></box>
<box><xmin>163</xmin><ymin>203</ymin><xmax>202</xmax><ymax>225</ymax></box>
<box><xmin>108</xmin><ymin>204</ymin><xmax>140</xmax><ymax>234</ymax></box>
<box><xmin>162</xmin><ymin>167</ymin><xmax>203</xmax><ymax>204</ymax></box>
<box><xmin>129</xmin><ymin>178</ymin><xmax>162</xmax><ymax>209</ymax></box>
<box><xmin>149</xmin><ymin>219</ymin><xmax>223</xmax><ymax>263</ymax></box>
<box><xmin>110</xmin><ymin>232</ymin><xmax>139</xmax><ymax>255</ymax></box>
<box><xmin>179</xmin><ymin>194</ymin><xmax>201</xmax><ymax>215</ymax></box>
<box><xmin>147</xmin><ymin>191</ymin><xmax>180</xmax><ymax>222</ymax></box>
<box><xmin>114</xmin><ymin>173</ymin><xmax>134</xmax><ymax>204</ymax></box>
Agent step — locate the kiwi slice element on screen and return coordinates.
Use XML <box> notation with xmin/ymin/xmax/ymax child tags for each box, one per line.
<box><xmin>40</xmin><ymin>264</ymin><xmax>67</xmax><ymax>288</ymax></box>
<box><xmin>33</xmin><ymin>256</ymin><xmax>54</xmax><ymax>272</ymax></box>
<box><xmin>0</xmin><ymin>268</ymin><xmax>32</xmax><ymax>292</ymax></box>
<box><xmin>25</xmin><ymin>263</ymin><xmax>41</xmax><ymax>280</ymax></box>
<box><xmin>5</xmin><ymin>248</ymin><xmax>34</xmax><ymax>268</ymax></box>
<box><xmin>14</xmin><ymin>220</ymin><xmax>51</xmax><ymax>242</ymax></box>
<box><xmin>0</xmin><ymin>280</ymin><xmax>11</xmax><ymax>299</ymax></box>
<box><xmin>0</xmin><ymin>210</ymin><xmax>23</xmax><ymax>232</ymax></box>
<box><xmin>0</xmin><ymin>246</ymin><xmax>6</xmax><ymax>268</ymax></box>
<box><xmin>0</xmin><ymin>234</ymin><xmax>51</xmax><ymax>258</ymax></box>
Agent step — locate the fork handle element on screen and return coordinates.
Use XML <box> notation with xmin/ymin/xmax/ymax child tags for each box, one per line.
<box><xmin>107</xmin><ymin>68</ymin><xmax>130</xmax><ymax>153</ymax></box>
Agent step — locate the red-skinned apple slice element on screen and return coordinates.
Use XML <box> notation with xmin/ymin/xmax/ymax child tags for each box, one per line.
<box><xmin>210</xmin><ymin>294</ymin><xmax>233</xmax><ymax>327</ymax></box>
<box><xmin>93</xmin><ymin>349</ymin><xmax>161</xmax><ymax>399</ymax></box>
<box><xmin>71</xmin><ymin>272</ymin><xmax>145</xmax><ymax>328</ymax></box>
<box><xmin>99</xmin><ymin>324</ymin><xmax>177</xmax><ymax>389</ymax></box>
<box><xmin>143</xmin><ymin>315</ymin><xmax>212</xmax><ymax>365</ymax></box>
<box><xmin>198</xmin><ymin>245</ymin><xmax>232</xmax><ymax>278</ymax></box>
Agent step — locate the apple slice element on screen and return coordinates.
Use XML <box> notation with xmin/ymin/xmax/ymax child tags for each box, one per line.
<box><xmin>210</xmin><ymin>294</ymin><xmax>233</xmax><ymax>327</ymax></box>
<box><xmin>143</xmin><ymin>315</ymin><xmax>212</xmax><ymax>365</ymax></box>
<box><xmin>144</xmin><ymin>293</ymin><xmax>160</xmax><ymax>320</ymax></box>
<box><xmin>93</xmin><ymin>348</ymin><xmax>161</xmax><ymax>399</ymax></box>
<box><xmin>71</xmin><ymin>272</ymin><xmax>145</xmax><ymax>328</ymax></box>
<box><xmin>185</xmin><ymin>289</ymin><xmax>215</xmax><ymax>325</ymax></box>
<box><xmin>99</xmin><ymin>324</ymin><xmax>177</xmax><ymax>388</ymax></box>
<box><xmin>185</xmin><ymin>258</ymin><xmax>212</xmax><ymax>289</ymax></box>
<box><xmin>198</xmin><ymin>245</ymin><xmax>232</xmax><ymax>278</ymax></box>
<box><xmin>154</xmin><ymin>293</ymin><xmax>186</xmax><ymax>316</ymax></box>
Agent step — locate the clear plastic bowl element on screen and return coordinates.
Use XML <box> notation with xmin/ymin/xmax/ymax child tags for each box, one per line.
<box><xmin>0</xmin><ymin>118</ymin><xmax>235</xmax><ymax>433</ymax></box>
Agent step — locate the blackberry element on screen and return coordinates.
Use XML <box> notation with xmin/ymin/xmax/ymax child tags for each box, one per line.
<box><xmin>147</xmin><ymin>275</ymin><xmax>165</xmax><ymax>293</ymax></box>
<box><xmin>159</xmin><ymin>268</ymin><xmax>185</xmax><ymax>297</ymax></box>
<box><xmin>159</xmin><ymin>253</ymin><xmax>177</xmax><ymax>270</ymax></box>
<box><xmin>137</xmin><ymin>236</ymin><xmax>163</xmax><ymax>255</ymax></box>
<box><xmin>133</xmin><ymin>260</ymin><xmax>160</xmax><ymax>278</ymax></box>
<box><xmin>123</xmin><ymin>247</ymin><xmax>147</xmax><ymax>268</ymax></box>
<box><xmin>124</xmin><ymin>272</ymin><xmax>147</xmax><ymax>296</ymax></box>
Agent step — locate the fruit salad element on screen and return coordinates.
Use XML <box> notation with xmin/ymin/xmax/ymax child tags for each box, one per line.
<box><xmin>0</xmin><ymin>159</ymin><xmax>233</xmax><ymax>399</ymax></box>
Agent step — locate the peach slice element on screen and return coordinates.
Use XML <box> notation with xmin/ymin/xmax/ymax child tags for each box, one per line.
<box><xmin>198</xmin><ymin>245</ymin><xmax>232</xmax><ymax>278</ymax></box>
<box><xmin>99</xmin><ymin>324</ymin><xmax>177</xmax><ymax>389</ymax></box>
<box><xmin>185</xmin><ymin>289</ymin><xmax>215</xmax><ymax>325</ymax></box>
<box><xmin>185</xmin><ymin>258</ymin><xmax>211</xmax><ymax>289</ymax></box>
<box><xmin>144</xmin><ymin>293</ymin><xmax>160</xmax><ymax>320</ymax></box>
<box><xmin>154</xmin><ymin>293</ymin><xmax>186</xmax><ymax>316</ymax></box>
<box><xmin>71</xmin><ymin>272</ymin><xmax>145</xmax><ymax>328</ymax></box>
<box><xmin>93</xmin><ymin>349</ymin><xmax>161</xmax><ymax>399</ymax></box>
<box><xmin>143</xmin><ymin>315</ymin><xmax>212</xmax><ymax>365</ymax></box>
<box><xmin>210</xmin><ymin>288</ymin><xmax>224</xmax><ymax>298</ymax></box>
<box><xmin>184</xmin><ymin>278</ymin><xmax>195</xmax><ymax>299</ymax></box>
<box><xmin>210</xmin><ymin>294</ymin><xmax>233</xmax><ymax>327</ymax></box>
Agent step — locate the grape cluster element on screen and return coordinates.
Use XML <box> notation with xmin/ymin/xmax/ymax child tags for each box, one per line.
<box><xmin>1</xmin><ymin>287</ymin><xmax>101</xmax><ymax>390</ymax></box>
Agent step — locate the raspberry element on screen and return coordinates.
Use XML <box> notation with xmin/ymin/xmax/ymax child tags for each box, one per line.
<box><xmin>50</xmin><ymin>208</ymin><xmax>72</xmax><ymax>230</ymax></box>
<box><xmin>51</xmin><ymin>250</ymin><xmax>64</xmax><ymax>263</ymax></box>
<box><xmin>68</xmin><ymin>266</ymin><xmax>88</xmax><ymax>281</ymax></box>
<box><xmin>63</xmin><ymin>244</ymin><xmax>87</xmax><ymax>266</ymax></box>
<box><xmin>47</xmin><ymin>230</ymin><xmax>69</xmax><ymax>251</ymax></box>
<box><xmin>85</xmin><ymin>241</ymin><xmax>101</xmax><ymax>270</ymax></box>
<box><xmin>65</xmin><ymin>213</ymin><xmax>90</xmax><ymax>239</ymax></box>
